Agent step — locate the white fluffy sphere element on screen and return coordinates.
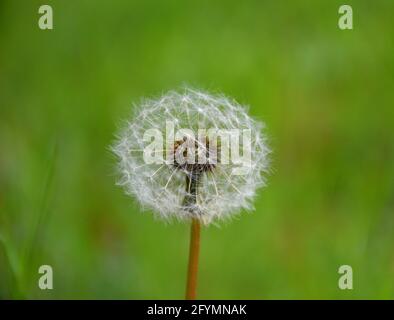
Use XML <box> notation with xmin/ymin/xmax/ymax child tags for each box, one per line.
<box><xmin>112</xmin><ymin>88</ymin><xmax>270</xmax><ymax>225</ymax></box>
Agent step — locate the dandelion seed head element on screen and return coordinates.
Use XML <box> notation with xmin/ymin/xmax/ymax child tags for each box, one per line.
<box><xmin>112</xmin><ymin>88</ymin><xmax>270</xmax><ymax>225</ymax></box>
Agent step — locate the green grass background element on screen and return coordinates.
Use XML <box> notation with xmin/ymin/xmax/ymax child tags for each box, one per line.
<box><xmin>1</xmin><ymin>0</ymin><xmax>393</xmax><ymax>299</ymax></box>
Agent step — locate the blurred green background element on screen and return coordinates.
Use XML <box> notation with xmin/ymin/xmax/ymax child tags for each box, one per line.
<box><xmin>1</xmin><ymin>0</ymin><xmax>393</xmax><ymax>299</ymax></box>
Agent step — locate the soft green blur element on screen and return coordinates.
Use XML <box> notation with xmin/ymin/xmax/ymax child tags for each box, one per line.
<box><xmin>1</xmin><ymin>0</ymin><xmax>393</xmax><ymax>299</ymax></box>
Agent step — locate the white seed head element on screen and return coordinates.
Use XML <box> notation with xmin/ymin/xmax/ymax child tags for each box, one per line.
<box><xmin>112</xmin><ymin>88</ymin><xmax>270</xmax><ymax>225</ymax></box>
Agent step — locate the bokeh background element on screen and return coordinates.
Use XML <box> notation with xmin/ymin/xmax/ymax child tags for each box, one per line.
<box><xmin>1</xmin><ymin>0</ymin><xmax>393</xmax><ymax>299</ymax></box>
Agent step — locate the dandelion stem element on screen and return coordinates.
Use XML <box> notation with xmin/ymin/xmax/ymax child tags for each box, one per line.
<box><xmin>185</xmin><ymin>218</ymin><xmax>201</xmax><ymax>300</ymax></box>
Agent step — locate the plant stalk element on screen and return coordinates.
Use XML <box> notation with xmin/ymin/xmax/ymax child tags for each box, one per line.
<box><xmin>185</xmin><ymin>218</ymin><xmax>201</xmax><ymax>300</ymax></box>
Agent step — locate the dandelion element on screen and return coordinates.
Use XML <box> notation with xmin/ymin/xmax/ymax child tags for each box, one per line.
<box><xmin>112</xmin><ymin>88</ymin><xmax>270</xmax><ymax>299</ymax></box>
